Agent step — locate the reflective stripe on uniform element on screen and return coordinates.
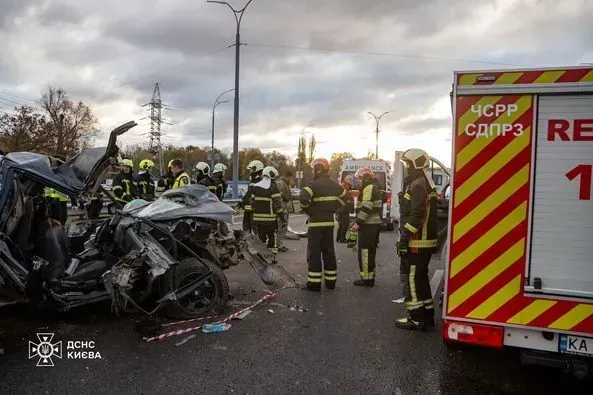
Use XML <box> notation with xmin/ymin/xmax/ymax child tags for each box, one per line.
<box><xmin>324</xmin><ymin>270</ymin><xmax>337</xmax><ymax>281</ymax></box>
<box><xmin>405</xmin><ymin>264</ymin><xmax>423</xmax><ymax>311</ymax></box>
<box><xmin>254</xmin><ymin>197</ymin><xmax>272</xmax><ymax>201</ymax></box>
<box><xmin>304</xmin><ymin>187</ymin><xmax>314</xmax><ymax>196</ymax></box>
<box><xmin>404</xmin><ymin>223</ymin><xmax>419</xmax><ymax>234</ymax></box>
<box><xmin>308</xmin><ymin>221</ymin><xmax>335</xmax><ymax>227</ymax></box>
<box><xmin>403</xmin><ymin>193</ymin><xmax>411</xmax><ymax>200</ymax></box>
<box><xmin>312</xmin><ymin>196</ymin><xmax>339</xmax><ymax>202</ymax></box>
<box><xmin>409</xmin><ymin>239</ymin><xmax>437</xmax><ymax>248</ymax></box>
<box><xmin>308</xmin><ymin>271</ymin><xmax>322</xmax><ymax>283</ymax></box>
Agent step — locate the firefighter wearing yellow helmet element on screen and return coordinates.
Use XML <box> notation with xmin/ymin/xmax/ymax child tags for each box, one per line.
<box><xmin>112</xmin><ymin>158</ymin><xmax>139</xmax><ymax>205</ymax></box>
<box><xmin>137</xmin><ymin>159</ymin><xmax>156</xmax><ymax>200</ymax></box>
<box><xmin>395</xmin><ymin>148</ymin><xmax>438</xmax><ymax>331</ymax></box>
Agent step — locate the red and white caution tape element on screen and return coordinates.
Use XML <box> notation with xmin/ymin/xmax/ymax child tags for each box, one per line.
<box><xmin>161</xmin><ymin>314</ymin><xmax>219</xmax><ymax>328</ymax></box>
<box><xmin>143</xmin><ymin>291</ymin><xmax>276</xmax><ymax>342</ymax></box>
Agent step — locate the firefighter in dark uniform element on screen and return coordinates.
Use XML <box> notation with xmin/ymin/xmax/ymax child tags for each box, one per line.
<box><xmin>158</xmin><ymin>159</ymin><xmax>175</xmax><ymax>191</ymax></box>
<box><xmin>350</xmin><ymin>168</ymin><xmax>383</xmax><ymax>287</ymax></box>
<box><xmin>299</xmin><ymin>158</ymin><xmax>349</xmax><ymax>291</ymax></box>
<box><xmin>212</xmin><ymin>163</ymin><xmax>227</xmax><ymax>201</ymax></box>
<box><xmin>170</xmin><ymin>159</ymin><xmax>190</xmax><ymax>189</ymax></box>
<box><xmin>395</xmin><ymin>148</ymin><xmax>438</xmax><ymax>331</ymax></box>
<box><xmin>194</xmin><ymin>162</ymin><xmax>218</xmax><ymax>196</ymax></box>
<box><xmin>241</xmin><ymin>160</ymin><xmax>264</xmax><ymax>233</ymax></box>
<box><xmin>252</xmin><ymin>166</ymin><xmax>285</xmax><ymax>262</ymax></box>
<box><xmin>137</xmin><ymin>159</ymin><xmax>156</xmax><ymax>201</ymax></box>
<box><xmin>112</xmin><ymin>159</ymin><xmax>139</xmax><ymax>206</ymax></box>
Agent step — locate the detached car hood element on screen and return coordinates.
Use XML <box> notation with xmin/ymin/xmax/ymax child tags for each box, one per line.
<box><xmin>136</xmin><ymin>184</ymin><xmax>235</xmax><ymax>223</ymax></box>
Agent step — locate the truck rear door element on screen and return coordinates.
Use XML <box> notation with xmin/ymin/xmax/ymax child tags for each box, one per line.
<box><xmin>526</xmin><ymin>94</ymin><xmax>593</xmax><ymax>298</ymax></box>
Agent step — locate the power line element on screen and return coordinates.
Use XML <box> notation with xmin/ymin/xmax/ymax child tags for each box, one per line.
<box><xmin>0</xmin><ymin>89</ymin><xmax>38</xmax><ymax>103</ymax></box>
<box><xmin>248</xmin><ymin>43</ymin><xmax>525</xmax><ymax>67</ymax></box>
<box><xmin>0</xmin><ymin>95</ymin><xmax>28</xmax><ymax>107</ymax></box>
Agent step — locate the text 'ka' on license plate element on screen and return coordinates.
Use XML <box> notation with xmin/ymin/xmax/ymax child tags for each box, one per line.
<box><xmin>559</xmin><ymin>334</ymin><xmax>593</xmax><ymax>357</ymax></box>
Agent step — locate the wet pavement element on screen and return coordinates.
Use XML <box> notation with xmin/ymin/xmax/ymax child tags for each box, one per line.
<box><xmin>0</xmin><ymin>217</ymin><xmax>591</xmax><ymax>394</ymax></box>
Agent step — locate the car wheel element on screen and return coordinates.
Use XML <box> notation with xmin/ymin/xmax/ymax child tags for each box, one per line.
<box><xmin>163</xmin><ymin>257</ymin><xmax>229</xmax><ymax>319</ymax></box>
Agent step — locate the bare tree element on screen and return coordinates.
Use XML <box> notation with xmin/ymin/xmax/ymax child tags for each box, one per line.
<box><xmin>0</xmin><ymin>106</ymin><xmax>49</xmax><ymax>153</ymax></box>
<box><xmin>40</xmin><ymin>86</ymin><xmax>99</xmax><ymax>158</ymax></box>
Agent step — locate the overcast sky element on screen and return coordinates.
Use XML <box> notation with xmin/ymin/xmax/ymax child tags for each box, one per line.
<box><xmin>1</xmin><ymin>0</ymin><xmax>592</xmax><ymax>166</ymax></box>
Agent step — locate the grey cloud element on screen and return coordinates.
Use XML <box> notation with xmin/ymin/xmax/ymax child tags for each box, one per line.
<box><xmin>36</xmin><ymin>0</ymin><xmax>84</xmax><ymax>26</ymax></box>
<box><xmin>2</xmin><ymin>0</ymin><xmax>593</xmax><ymax>156</ymax></box>
<box><xmin>0</xmin><ymin>0</ymin><xmax>36</xmax><ymax>30</ymax></box>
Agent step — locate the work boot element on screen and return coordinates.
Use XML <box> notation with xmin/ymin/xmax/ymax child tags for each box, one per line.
<box><xmin>394</xmin><ymin>317</ymin><xmax>426</xmax><ymax>332</ymax></box>
<box><xmin>278</xmin><ymin>245</ymin><xmax>289</xmax><ymax>252</ymax></box>
<box><xmin>301</xmin><ymin>284</ymin><xmax>321</xmax><ymax>292</ymax></box>
<box><xmin>353</xmin><ymin>279</ymin><xmax>374</xmax><ymax>287</ymax></box>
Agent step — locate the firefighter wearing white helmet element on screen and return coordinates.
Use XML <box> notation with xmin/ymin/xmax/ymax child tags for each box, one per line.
<box><xmin>194</xmin><ymin>162</ymin><xmax>218</xmax><ymax>197</ymax></box>
<box><xmin>251</xmin><ymin>166</ymin><xmax>285</xmax><ymax>261</ymax></box>
<box><xmin>212</xmin><ymin>163</ymin><xmax>227</xmax><ymax>201</ymax></box>
<box><xmin>240</xmin><ymin>160</ymin><xmax>265</xmax><ymax>233</ymax></box>
<box><xmin>395</xmin><ymin>148</ymin><xmax>438</xmax><ymax>331</ymax></box>
<box><xmin>137</xmin><ymin>159</ymin><xmax>156</xmax><ymax>200</ymax></box>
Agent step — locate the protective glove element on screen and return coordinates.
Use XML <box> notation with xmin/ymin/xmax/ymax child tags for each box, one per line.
<box><xmin>346</xmin><ymin>229</ymin><xmax>358</xmax><ymax>249</ymax></box>
<box><xmin>396</xmin><ymin>239</ymin><xmax>409</xmax><ymax>257</ymax></box>
<box><xmin>396</xmin><ymin>229</ymin><xmax>410</xmax><ymax>257</ymax></box>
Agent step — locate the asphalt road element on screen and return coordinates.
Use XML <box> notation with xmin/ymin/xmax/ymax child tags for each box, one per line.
<box><xmin>0</xmin><ymin>216</ymin><xmax>591</xmax><ymax>394</ymax></box>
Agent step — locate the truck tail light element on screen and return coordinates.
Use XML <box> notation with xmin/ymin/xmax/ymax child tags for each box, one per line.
<box><xmin>442</xmin><ymin>320</ymin><xmax>504</xmax><ymax>349</ymax></box>
<box><xmin>385</xmin><ymin>192</ymin><xmax>391</xmax><ymax>206</ymax></box>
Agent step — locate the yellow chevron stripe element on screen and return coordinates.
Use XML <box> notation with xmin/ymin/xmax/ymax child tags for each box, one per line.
<box><xmin>453</xmin><ymin>165</ymin><xmax>529</xmax><ymax>242</ymax></box>
<box><xmin>493</xmin><ymin>72</ymin><xmax>523</xmax><ymax>85</ymax></box>
<box><xmin>448</xmin><ymin>239</ymin><xmax>525</xmax><ymax>313</ymax></box>
<box><xmin>458</xmin><ymin>73</ymin><xmax>482</xmax><ymax>86</ymax></box>
<box><xmin>456</xmin><ymin>96</ymin><xmax>502</xmax><ymax>136</ymax></box>
<box><xmin>548</xmin><ymin>304</ymin><xmax>593</xmax><ymax>331</ymax></box>
<box><xmin>450</xmin><ymin>202</ymin><xmax>527</xmax><ymax>277</ymax></box>
<box><xmin>507</xmin><ymin>300</ymin><xmax>557</xmax><ymax>325</ymax></box>
<box><xmin>582</xmin><ymin>70</ymin><xmax>593</xmax><ymax>82</ymax></box>
<box><xmin>467</xmin><ymin>275</ymin><xmax>521</xmax><ymax>320</ymax></box>
<box><xmin>534</xmin><ymin>70</ymin><xmax>565</xmax><ymax>84</ymax></box>
<box><xmin>456</xmin><ymin>95</ymin><xmax>532</xmax><ymax>172</ymax></box>
<box><xmin>455</xmin><ymin>127</ymin><xmax>531</xmax><ymax>207</ymax></box>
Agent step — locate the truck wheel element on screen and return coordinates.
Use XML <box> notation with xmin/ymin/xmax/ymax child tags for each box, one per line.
<box><xmin>163</xmin><ymin>257</ymin><xmax>229</xmax><ymax>319</ymax></box>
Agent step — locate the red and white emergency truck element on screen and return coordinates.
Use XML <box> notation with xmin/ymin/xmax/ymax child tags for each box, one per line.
<box><xmin>339</xmin><ymin>159</ymin><xmax>393</xmax><ymax>230</ymax></box>
<box><xmin>443</xmin><ymin>65</ymin><xmax>593</xmax><ymax>375</ymax></box>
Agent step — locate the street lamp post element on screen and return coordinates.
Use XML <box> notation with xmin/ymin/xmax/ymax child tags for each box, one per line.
<box><xmin>368</xmin><ymin>111</ymin><xmax>392</xmax><ymax>159</ymax></box>
<box><xmin>211</xmin><ymin>88</ymin><xmax>234</xmax><ymax>169</ymax></box>
<box><xmin>207</xmin><ymin>0</ymin><xmax>254</xmax><ymax>199</ymax></box>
